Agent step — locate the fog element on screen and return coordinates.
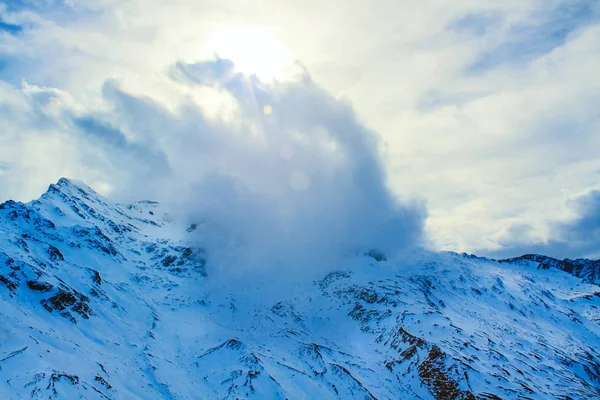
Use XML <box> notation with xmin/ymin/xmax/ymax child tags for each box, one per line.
<box><xmin>102</xmin><ymin>59</ymin><xmax>427</xmax><ymax>275</ymax></box>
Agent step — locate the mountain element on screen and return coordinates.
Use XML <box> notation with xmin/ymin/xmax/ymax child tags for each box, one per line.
<box><xmin>499</xmin><ymin>254</ymin><xmax>600</xmax><ymax>285</ymax></box>
<box><xmin>1</xmin><ymin>178</ymin><xmax>600</xmax><ymax>399</ymax></box>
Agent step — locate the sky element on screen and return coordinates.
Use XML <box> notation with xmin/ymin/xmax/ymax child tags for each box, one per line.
<box><xmin>0</xmin><ymin>0</ymin><xmax>599</xmax><ymax>260</ymax></box>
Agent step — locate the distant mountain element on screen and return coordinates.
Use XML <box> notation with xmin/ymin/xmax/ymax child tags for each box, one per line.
<box><xmin>499</xmin><ymin>254</ymin><xmax>600</xmax><ymax>285</ymax></box>
<box><xmin>1</xmin><ymin>178</ymin><xmax>600</xmax><ymax>399</ymax></box>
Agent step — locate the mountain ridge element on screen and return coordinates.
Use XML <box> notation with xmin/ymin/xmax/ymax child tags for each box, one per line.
<box><xmin>1</xmin><ymin>178</ymin><xmax>600</xmax><ymax>399</ymax></box>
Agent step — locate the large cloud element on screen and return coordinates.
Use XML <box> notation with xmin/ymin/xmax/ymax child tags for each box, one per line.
<box><xmin>112</xmin><ymin>61</ymin><xmax>427</xmax><ymax>271</ymax></box>
<box><xmin>0</xmin><ymin>58</ymin><xmax>427</xmax><ymax>273</ymax></box>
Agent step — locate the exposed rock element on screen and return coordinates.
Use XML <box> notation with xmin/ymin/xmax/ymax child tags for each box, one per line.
<box><xmin>26</xmin><ymin>280</ymin><xmax>54</xmax><ymax>292</ymax></box>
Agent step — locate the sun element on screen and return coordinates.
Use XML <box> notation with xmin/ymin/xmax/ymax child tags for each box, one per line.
<box><xmin>203</xmin><ymin>26</ymin><xmax>291</xmax><ymax>82</ymax></box>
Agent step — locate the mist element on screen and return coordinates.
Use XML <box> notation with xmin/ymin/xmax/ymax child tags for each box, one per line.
<box><xmin>98</xmin><ymin>59</ymin><xmax>427</xmax><ymax>275</ymax></box>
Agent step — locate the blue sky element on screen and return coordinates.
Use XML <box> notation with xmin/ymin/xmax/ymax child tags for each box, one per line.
<box><xmin>0</xmin><ymin>19</ymin><xmax>22</xmax><ymax>34</ymax></box>
<box><xmin>458</xmin><ymin>0</ymin><xmax>599</xmax><ymax>72</ymax></box>
<box><xmin>0</xmin><ymin>0</ymin><xmax>599</xmax><ymax>259</ymax></box>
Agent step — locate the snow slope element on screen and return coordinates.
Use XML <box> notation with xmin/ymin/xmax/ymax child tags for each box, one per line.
<box><xmin>1</xmin><ymin>178</ymin><xmax>600</xmax><ymax>399</ymax></box>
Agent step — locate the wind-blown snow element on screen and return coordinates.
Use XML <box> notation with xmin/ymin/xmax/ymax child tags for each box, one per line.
<box><xmin>1</xmin><ymin>178</ymin><xmax>600</xmax><ymax>399</ymax></box>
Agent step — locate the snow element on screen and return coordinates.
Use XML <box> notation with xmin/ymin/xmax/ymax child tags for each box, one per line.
<box><xmin>1</xmin><ymin>178</ymin><xmax>600</xmax><ymax>399</ymax></box>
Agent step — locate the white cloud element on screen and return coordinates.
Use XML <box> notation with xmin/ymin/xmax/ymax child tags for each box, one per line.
<box><xmin>110</xmin><ymin>64</ymin><xmax>426</xmax><ymax>271</ymax></box>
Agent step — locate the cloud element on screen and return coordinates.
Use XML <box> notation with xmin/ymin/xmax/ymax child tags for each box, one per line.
<box><xmin>72</xmin><ymin>114</ymin><xmax>171</xmax><ymax>180</ymax></box>
<box><xmin>170</xmin><ymin>58</ymin><xmax>236</xmax><ymax>87</ymax></box>
<box><xmin>453</xmin><ymin>0</ymin><xmax>600</xmax><ymax>73</ymax></box>
<box><xmin>116</xmin><ymin>60</ymin><xmax>426</xmax><ymax>273</ymax></box>
<box><xmin>563</xmin><ymin>190</ymin><xmax>600</xmax><ymax>239</ymax></box>
<box><xmin>484</xmin><ymin>189</ymin><xmax>600</xmax><ymax>260</ymax></box>
<box><xmin>555</xmin><ymin>189</ymin><xmax>600</xmax><ymax>258</ymax></box>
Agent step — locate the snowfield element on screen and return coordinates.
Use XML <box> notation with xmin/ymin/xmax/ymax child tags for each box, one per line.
<box><xmin>1</xmin><ymin>178</ymin><xmax>600</xmax><ymax>399</ymax></box>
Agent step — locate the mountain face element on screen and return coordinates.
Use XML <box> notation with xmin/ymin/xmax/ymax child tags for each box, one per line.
<box><xmin>1</xmin><ymin>178</ymin><xmax>600</xmax><ymax>399</ymax></box>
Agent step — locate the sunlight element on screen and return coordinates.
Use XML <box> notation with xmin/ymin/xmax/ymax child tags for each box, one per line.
<box><xmin>203</xmin><ymin>26</ymin><xmax>291</xmax><ymax>81</ymax></box>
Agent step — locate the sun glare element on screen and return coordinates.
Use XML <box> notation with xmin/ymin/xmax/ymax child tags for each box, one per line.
<box><xmin>203</xmin><ymin>26</ymin><xmax>291</xmax><ymax>81</ymax></box>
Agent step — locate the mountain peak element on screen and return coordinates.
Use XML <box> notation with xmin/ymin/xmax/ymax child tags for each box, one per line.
<box><xmin>40</xmin><ymin>177</ymin><xmax>102</xmax><ymax>206</ymax></box>
<box><xmin>56</xmin><ymin>177</ymin><xmax>76</xmax><ymax>187</ymax></box>
<box><xmin>53</xmin><ymin>177</ymin><xmax>96</xmax><ymax>194</ymax></box>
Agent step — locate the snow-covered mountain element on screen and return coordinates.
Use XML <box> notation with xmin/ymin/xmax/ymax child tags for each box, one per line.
<box><xmin>1</xmin><ymin>178</ymin><xmax>600</xmax><ymax>399</ymax></box>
